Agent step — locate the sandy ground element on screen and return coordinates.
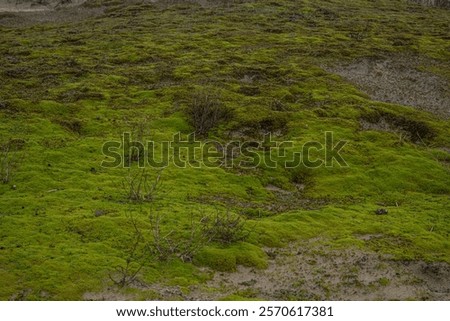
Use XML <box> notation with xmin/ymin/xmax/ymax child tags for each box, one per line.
<box><xmin>0</xmin><ymin>8</ymin><xmax>103</xmax><ymax>27</ymax></box>
<box><xmin>0</xmin><ymin>0</ymin><xmax>103</xmax><ymax>26</ymax></box>
<box><xmin>0</xmin><ymin>0</ymin><xmax>87</xmax><ymax>12</ymax></box>
<box><xmin>187</xmin><ymin>241</ymin><xmax>450</xmax><ymax>301</ymax></box>
<box><xmin>329</xmin><ymin>56</ymin><xmax>450</xmax><ymax>118</ymax></box>
<box><xmin>84</xmin><ymin>239</ymin><xmax>450</xmax><ymax>301</ymax></box>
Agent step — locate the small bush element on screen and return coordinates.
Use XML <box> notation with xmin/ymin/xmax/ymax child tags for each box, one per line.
<box><xmin>109</xmin><ymin>233</ymin><xmax>146</xmax><ymax>287</ymax></box>
<box><xmin>122</xmin><ymin>168</ymin><xmax>163</xmax><ymax>202</ymax></box>
<box><xmin>135</xmin><ymin>209</ymin><xmax>213</xmax><ymax>263</ymax></box>
<box><xmin>236</xmin><ymin>113</ymin><xmax>290</xmax><ymax>138</ymax></box>
<box><xmin>184</xmin><ymin>90</ymin><xmax>233</xmax><ymax>137</ymax></box>
<box><xmin>125</xmin><ymin>119</ymin><xmax>150</xmax><ymax>164</ymax></box>
<box><xmin>202</xmin><ymin>210</ymin><xmax>249</xmax><ymax>245</ymax></box>
<box><xmin>124</xmin><ymin>207</ymin><xmax>249</xmax><ymax>266</ymax></box>
<box><xmin>258</xmin><ymin>116</ymin><xmax>289</xmax><ymax>134</ymax></box>
<box><xmin>56</xmin><ymin>119</ymin><xmax>84</xmax><ymax>135</ymax></box>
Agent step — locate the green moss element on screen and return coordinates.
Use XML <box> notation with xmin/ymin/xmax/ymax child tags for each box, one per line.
<box><xmin>194</xmin><ymin>247</ymin><xmax>237</xmax><ymax>272</ymax></box>
<box><xmin>230</xmin><ymin>243</ymin><xmax>269</xmax><ymax>269</ymax></box>
<box><xmin>0</xmin><ymin>0</ymin><xmax>449</xmax><ymax>300</ymax></box>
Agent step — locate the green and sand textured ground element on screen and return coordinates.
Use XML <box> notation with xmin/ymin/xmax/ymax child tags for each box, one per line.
<box><xmin>0</xmin><ymin>0</ymin><xmax>449</xmax><ymax>300</ymax></box>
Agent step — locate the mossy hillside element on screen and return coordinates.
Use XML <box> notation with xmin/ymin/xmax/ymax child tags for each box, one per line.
<box><xmin>0</xmin><ymin>0</ymin><xmax>449</xmax><ymax>300</ymax></box>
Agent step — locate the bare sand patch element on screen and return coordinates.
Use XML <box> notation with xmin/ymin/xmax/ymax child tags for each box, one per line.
<box><xmin>329</xmin><ymin>56</ymin><xmax>450</xmax><ymax>118</ymax></box>
<box><xmin>185</xmin><ymin>240</ymin><xmax>450</xmax><ymax>300</ymax></box>
<box><xmin>86</xmin><ymin>239</ymin><xmax>450</xmax><ymax>300</ymax></box>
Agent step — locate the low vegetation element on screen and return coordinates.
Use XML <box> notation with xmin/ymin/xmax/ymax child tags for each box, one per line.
<box><xmin>0</xmin><ymin>0</ymin><xmax>449</xmax><ymax>300</ymax></box>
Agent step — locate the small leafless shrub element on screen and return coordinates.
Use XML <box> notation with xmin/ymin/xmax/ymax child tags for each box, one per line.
<box><xmin>122</xmin><ymin>168</ymin><xmax>163</xmax><ymax>202</ymax></box>
<box><xmin>124</xmin><ymin>208</ymin><xmax>213</xmax><ymax>263</ymax></box>
<box><xmin>201</xmin><ymin>210</ymin><xmax>249</xmax><ymax>245</ymax></box>
<box><xmin>57</xmin><ymin>118</ymin><xmax>84</xmax><ymax>135</ymax></box>
<box><xmin>184</xmin><ymin>90</ymin><xmax>233</xmax><ymax>137</ymax></box>
<box><xmin>147</xmin><ymin>210</ymin><xmax>212</xmax><ymax>262</ymax></box>
<box><xmin>125</xmin><ymin>119</ymin><xmax>149</xmax><ymax>164</ymax></box>
<box><xmin>109</xmin><ymin>235</ymin><xmax>146</xmax><ymax>287</ymax></box>
<box><xmin>109</xmin><ymin>214</ymin><xmax>148</xmax><ymax>287</ymax></box>
<box><xmin>116</xmin><ymin>204</ymin><xmax>250</xmax><ymax>282</ymax></box>
<box><xmin>124</xmin><ymin>206</ymin><xmax>249</xmax><ymax>265</ymax></box>
<box><xmin>235</xmin><ymin>113</ymin><xmax>289</xmax><ymax>138</ymax></box>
